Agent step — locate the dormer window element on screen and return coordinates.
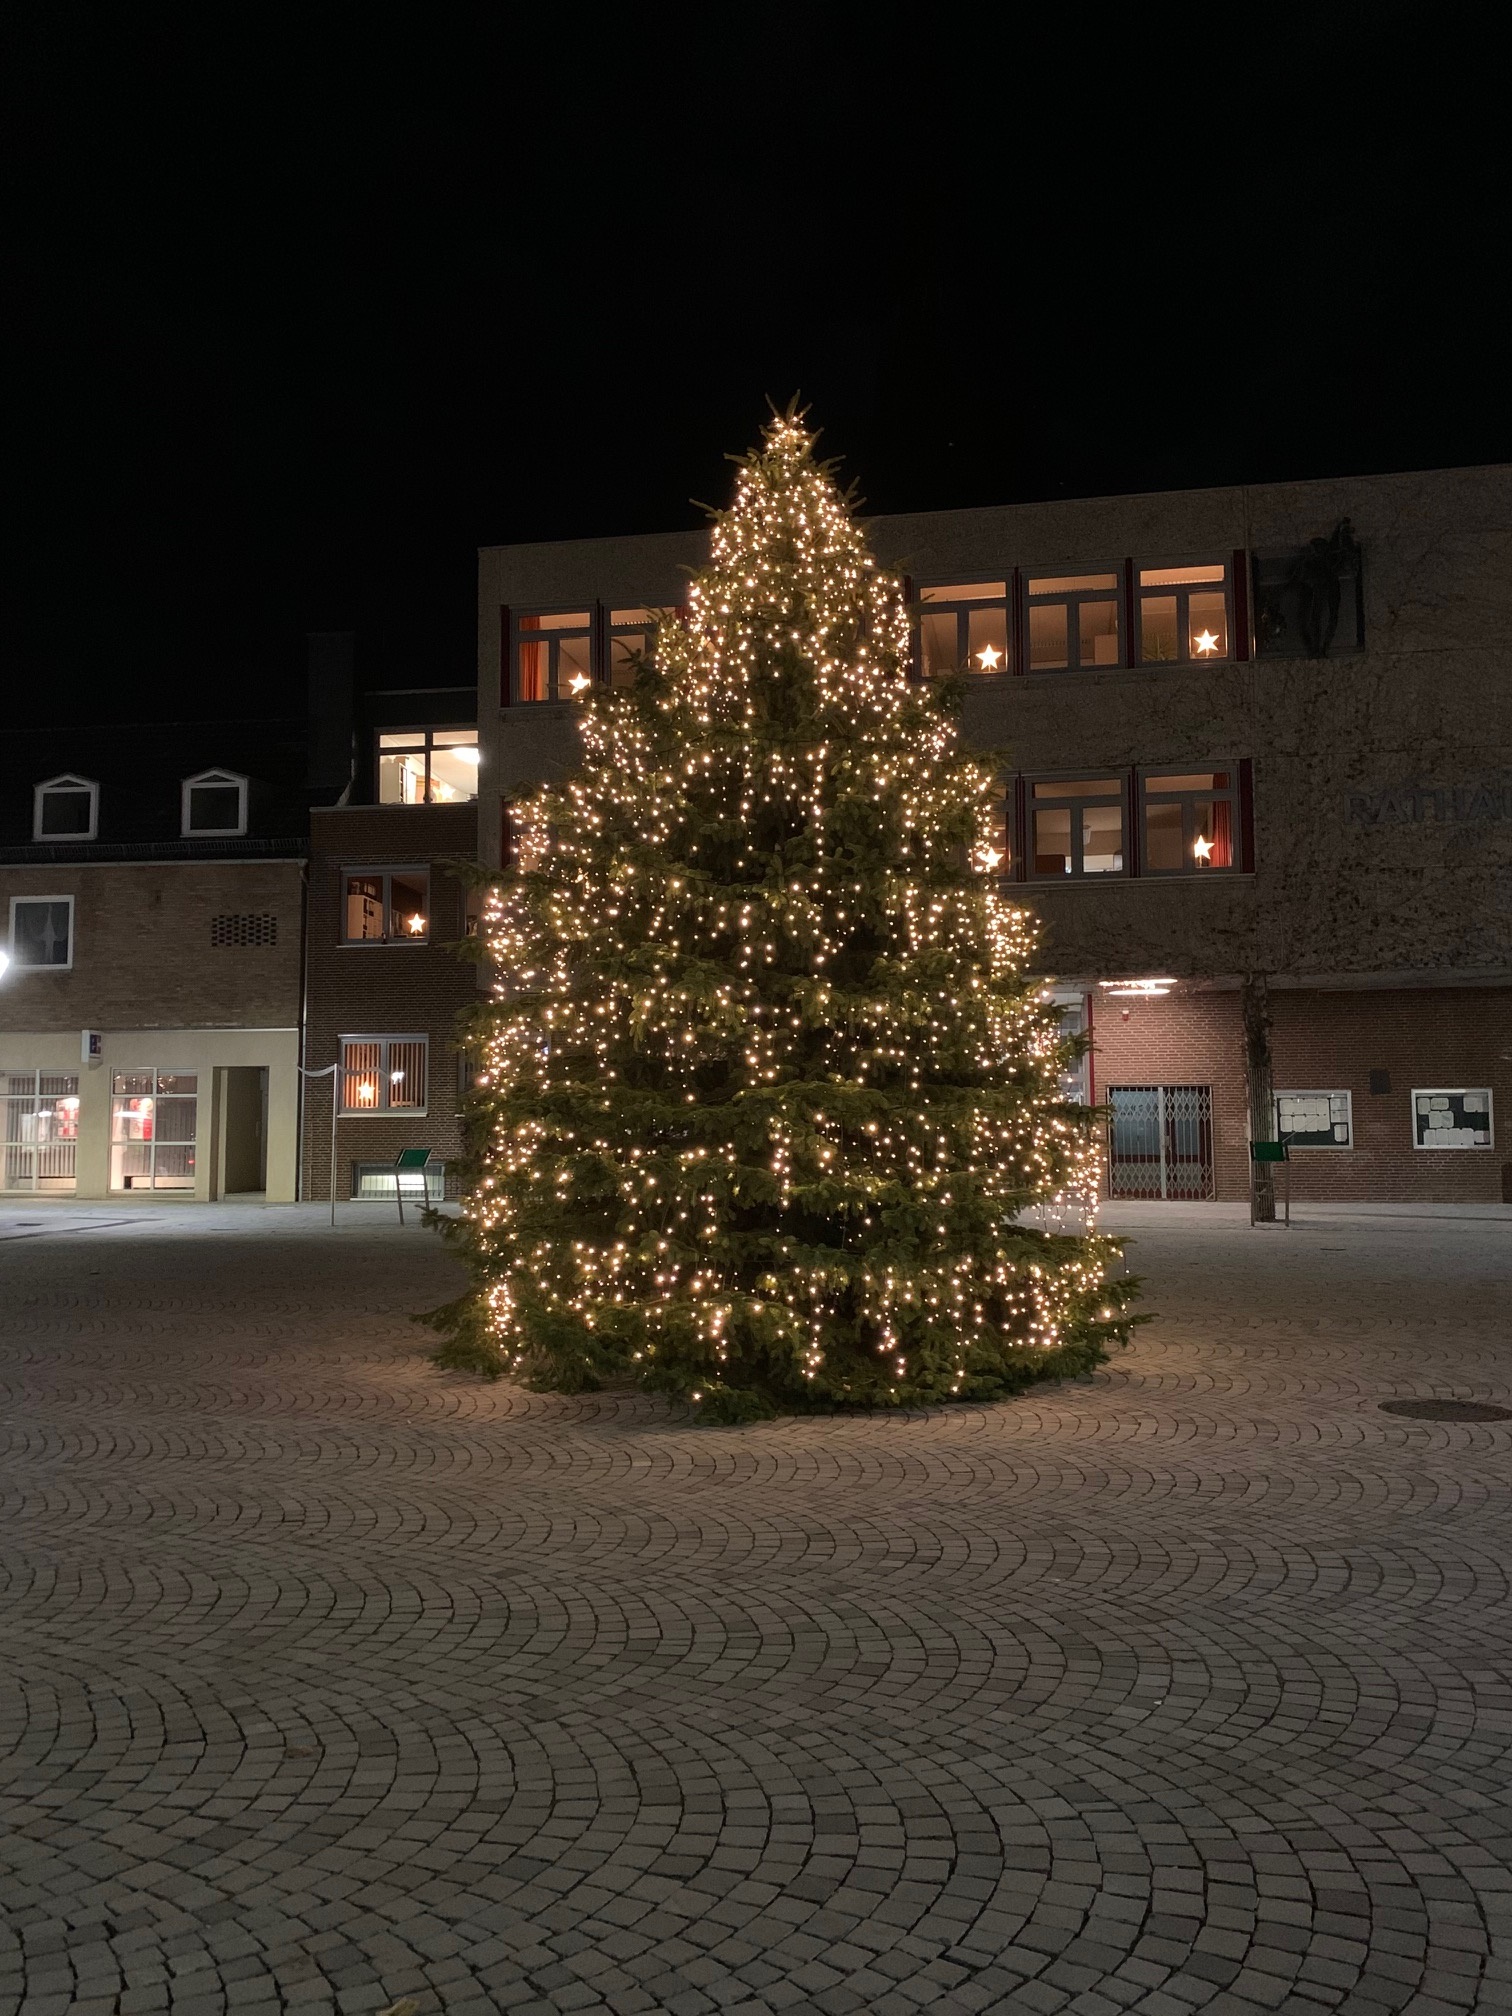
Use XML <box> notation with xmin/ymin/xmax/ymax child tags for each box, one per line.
<box><xmin>182</xmin><ymin>769</ymin><xmax>248</xmax><ymax>837</ymax></box>
<box><xmin>33</xmin><ymin>774</ymin><xmax>99</xmax><ymax>841</ymax></box>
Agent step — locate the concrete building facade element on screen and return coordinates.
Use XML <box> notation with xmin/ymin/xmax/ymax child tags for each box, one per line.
<box><xmin>477</xmin><ymin>463</ymin><xmax>1512</xmax><ymax>1207</ymax></box>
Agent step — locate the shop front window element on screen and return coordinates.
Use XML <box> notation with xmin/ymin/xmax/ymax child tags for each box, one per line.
<box><xmin>3</xmin><ymin>1071</ymin><xmax>79</xmax><ymax>1192</ymax></box>
<box><xmin>111</xmin><ymin>1071</ymin><xmax>197</xmax><ymax>1190</ymax></box>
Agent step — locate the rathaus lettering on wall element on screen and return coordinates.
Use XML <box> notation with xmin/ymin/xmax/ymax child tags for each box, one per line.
<box><xmin>1346</xmin><ymin>781</ymin><xmax>1512</xmax><ymax>826</ymax></box>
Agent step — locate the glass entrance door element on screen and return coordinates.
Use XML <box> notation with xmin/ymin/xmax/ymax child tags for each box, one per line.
<box><xmin>1108</xmin><ymin>1084</ymin><xmax>1214</xmax><ymax>1199</ymax></box>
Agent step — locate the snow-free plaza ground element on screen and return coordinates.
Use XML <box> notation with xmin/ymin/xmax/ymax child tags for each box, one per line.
<box><xmin>3</xmin><ymin>1201</ymin><xmax>1511</xmax><ymax>2016</ymax></box>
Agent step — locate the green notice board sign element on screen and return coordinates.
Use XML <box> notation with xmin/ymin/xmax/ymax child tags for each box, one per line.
<box><xmin>1250</xmin><ymin>1139</ymin><xmax>1289</xmax><ymax>1163</ymax></box>
<box><xmin>394</xmin><ymin>1147</ymin><xmax>435</xmax><ymax>1171</ymax></box>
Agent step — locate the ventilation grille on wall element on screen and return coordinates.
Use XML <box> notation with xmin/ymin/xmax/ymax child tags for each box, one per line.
<box><xmin>211</xmin><ymin>913</ymin><xmax>279</xmax><ymax>947</ymax></box>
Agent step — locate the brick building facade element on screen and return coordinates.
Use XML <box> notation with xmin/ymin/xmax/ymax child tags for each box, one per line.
<box><xmin>3</xmin><ymin>648</ymin><xmax>483</xmax><ymax>1208</ymax></box>
<box><xmin>476</xmin><ymin>463</ymin><xmax>1512</xmax><ymax>1208</ymax></box>
<box><xmin>2</xmin><ymin>722</ymin><xmax>311</xmax><ymax>1201</ymax></box>
<box><xmin>300</xmin><ymin>803</ymin><xmax>480</xmax><ymax>1202</ymax></box>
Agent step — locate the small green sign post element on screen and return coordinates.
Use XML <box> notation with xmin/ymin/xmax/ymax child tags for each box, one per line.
<box><xmin>391</xmin><ymin>1147</ymin><xmax>436</xmax><ymax>1226</ymax></box>
<box><xmin>1249</xmin><ymin>1138</ymin><xmax>1291</xmax><ymax>1226</ymax></box>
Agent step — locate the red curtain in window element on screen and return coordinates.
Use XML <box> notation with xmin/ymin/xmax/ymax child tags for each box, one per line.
<box><xmin>1211</xmin><ymin>799</ymin><xmax>1233</xmax><ymax>867</ymax></box>
<box><xmin>517</xmin><ymin>615</ymin><xmax>545</xmax><ymax>702</ymax></box>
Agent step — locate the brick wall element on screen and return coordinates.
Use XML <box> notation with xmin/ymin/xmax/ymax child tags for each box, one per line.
<box><xmin>1270</xmin><ymin>987</ymin><xmax>1512</xmax><ymax>1202</ymax></box>
<box><xmin>0</xmin><ymin>860</ymin><xmax>303</xmax><ymax>1032</ymax></box>
<box><xmin>1089</xmin><ymin>991</ymin><xmax>1251</xmax><ymax>1201</ymax></box>
<box><xmin>1087</xmin><ymin>984</ymin><xmax>1512</xmax><ymax>1203</ymax></box>
<box><xmin>303</xmin><ymin>804</ymin><xmax>481</xmax><ymax>1200</ymax></box>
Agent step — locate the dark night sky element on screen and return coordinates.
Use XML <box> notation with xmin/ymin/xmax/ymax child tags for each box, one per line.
<box><xmin>8</xmin><ymin>5</ymin><xmax>1505</xmax><ymax>728</ymax></box>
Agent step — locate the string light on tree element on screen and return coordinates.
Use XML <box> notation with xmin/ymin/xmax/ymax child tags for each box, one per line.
<box><xmin>429</xmin><ymin>411</ymin><xmax>1140</xmax><ymax>1416</ymax></box>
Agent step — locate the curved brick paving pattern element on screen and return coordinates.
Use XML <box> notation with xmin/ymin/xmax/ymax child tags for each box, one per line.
<box><xmin>2</xmin><ymin>1205</ymin><xmax>1511</xmax><ymax>2015</ymax></box>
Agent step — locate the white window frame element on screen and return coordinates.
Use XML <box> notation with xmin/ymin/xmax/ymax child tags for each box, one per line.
<box><xmin>1275</xmin><ymin>1089</ymin><xmax>1353</xmax><ymax>1148</ymax></box>
<box><xmin>8</xmin><ymin>894</ymin><xmax>75</xmax><ymax>972</ymax></box>
<box><xmin>181</xmin><ymin>768</ymin><xmax>249</xmax><ymax>838</ymax></box>
<box><xmin>339</xmin><ymin>1034</ymin><xmax>430</xmax><ymax>1116</ymax></box>
<box><xmin>1411</xmin><ymin>1088</ymin><xmax>1495</xmax><ymax>1150</ymax></box>
<box><xmin>33</xmin><ymin>773</ymin><xmax>99</xmax><ymax>842</ymax></box>
<box><xmin>109</xmin><ymin>1069</ymin><xmax>199</xmax><ymax>1191</ymax></box>
<box><xmin>2</xmin><ymin>1069</ymin><xmax>81</xmax><ymax>1192</ymax></box>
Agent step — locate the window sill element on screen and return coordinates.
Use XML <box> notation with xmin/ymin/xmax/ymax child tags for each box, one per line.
<box><xmin>1009</xmin><ymin>658</ymin><xmax>1240</xmax><ymax>685</ymax></box>
<box><xmin>339</xmin><ymin>940</ymin><xmax>432</xmax><ymax>949</ymax></box>
<box><xmin>1018</xmin><ymin>871</ymin><xmax>1253</xmax><ymax>888</ymax></box>
<box><xmin>340</xmin><ymin>1110</ymin><xmax>431</xmax><ymax>1120</ymax></box>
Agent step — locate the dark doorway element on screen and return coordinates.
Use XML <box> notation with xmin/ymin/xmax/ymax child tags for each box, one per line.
<box><xmin>221</xmin><ymin>1067</ymin><xmax>268</xmax><ymax>1194</ymax></box>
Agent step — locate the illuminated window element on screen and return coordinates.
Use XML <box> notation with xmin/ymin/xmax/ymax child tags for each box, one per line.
<box><xmin>511</xmin><ymin>610</ymin><xmax>594</xmax><ymax>703</ymax></box>
<box><xmin>917</xmin><ymin>582</ymin><xmax>1010</xmax><ymax>678</ymax></box>
<box><xmin>608</xmin><ymin>607</ymin><xmax>657</xmax><ymax>689</ymax></box>
<box><xmin>181</xmin><ymin>769</ymin><xmax>248</xmax><ymax>836</ymax></box>
<box><xmin>110</xmin><ymin>1071</ymin><xmax>197</xmax><ymax>1190</ymax></box>
<box><xmin>340</xmin><ymin>1036</ymin><xmax>428</xmax><ymax>1115</ymax></box>
<box><xmin>1137</xmin><ymin>563</ymin><xmax>1230</xmax><ymax>664</ymax></box>
<box><xmin>1025</xmin><ymin>573</ymin><xmax>1122</xmax><ymax>672</ymax></box>
<box><xmin>341</xmin><ymin>867</ymin><xmax>429</xmax><ymax>944</ymax></box>
<box><xmin>353</xmin><ymin>1159</ymin><xmax>445</xmax><ymax>1203</ymax></box>
<box><xmin>2</xmin><ymin>1071</ymin><xmax>80</xmax><ymax>1193</ymax></box>
<box><xmin>376</xmin><ymin>729</ymin><xmax>479</xmax><ymax>804</ymax></box>
<box><xmin>1139</xmin><ymin>770</ymin><xmax>1238</xmax><ymax>874</ymax></box>
<box><xmin>33</xmin><ymin>774</ymin><xmax>98</xmax><ymax>841</ymax></box>
<box><xmin>1028</xmin><ymin>778</ymin><xmax>1126</xmax><ymax>878</ymax></box>
<box><xmin>8</xmin><ymin>896</ymin><xmax>74</xmax><ymax>970</ymax></box>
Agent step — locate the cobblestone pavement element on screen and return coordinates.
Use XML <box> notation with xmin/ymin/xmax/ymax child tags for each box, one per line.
<box><xmin>3</xmin><ymin>1202</ymin><xmax>1512</xmax><ymax>2016</ymax></box>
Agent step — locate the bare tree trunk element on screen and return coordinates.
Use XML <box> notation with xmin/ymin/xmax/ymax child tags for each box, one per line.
<box><xmin>1242</xmin><ymin>971</ymin><xmax>1275</xmax><ymax>1222</ymax></box>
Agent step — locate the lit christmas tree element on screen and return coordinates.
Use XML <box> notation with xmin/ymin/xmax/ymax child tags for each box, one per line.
<box><xmin>432</xmin><ymin>414</ymin><xmax>1138</xmax><ymax>1417</ymax></box>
